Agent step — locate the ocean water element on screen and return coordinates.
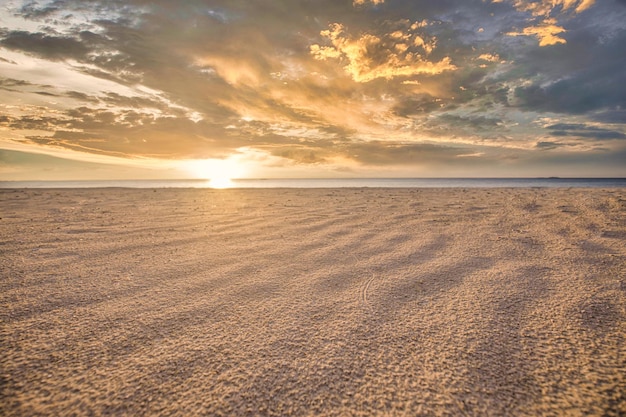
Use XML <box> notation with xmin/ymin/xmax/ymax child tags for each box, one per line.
<box><xmin>1</xmin><ymin>178</ymin><xmax>626</xmax><ymax>189</ymax></box>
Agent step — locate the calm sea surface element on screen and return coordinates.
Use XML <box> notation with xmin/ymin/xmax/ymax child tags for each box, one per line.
<box><xmin>1</xmin><ymin>178</ymin><xmax>626</xmax><ymax>189</ymax></box>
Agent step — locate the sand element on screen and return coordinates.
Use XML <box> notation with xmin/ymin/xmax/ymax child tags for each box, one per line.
<box><xmin>1</xmin><ymin>187</ymin><xmax>625</xmax><ymax>416</ymax></box>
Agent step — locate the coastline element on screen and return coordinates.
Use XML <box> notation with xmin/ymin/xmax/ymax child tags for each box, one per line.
<box><xmin>2</xmin><ymin>187</ymin><xmax>625</xmax><ymax>415</ymax></box>
<box><xmin>2</xmin><ymin>177</ymin><xmax>626</xmax><ymax>189</ymax></box>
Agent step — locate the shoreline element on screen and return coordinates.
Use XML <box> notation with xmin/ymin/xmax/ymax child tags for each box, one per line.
<box><xmin>2</xmin><ymin>177</ymin><xmax>626</xmax><ymax>190</ymax></box>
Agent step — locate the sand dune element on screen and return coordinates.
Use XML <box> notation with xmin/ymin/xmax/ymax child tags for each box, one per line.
<box><xmin>1</xmin><ymin>188</ymin><xmax>625</xmax><ymax>415</ymax></box>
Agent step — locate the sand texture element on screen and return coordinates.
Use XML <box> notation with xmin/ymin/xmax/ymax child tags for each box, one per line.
<box><xmin>1</xmin><ymin>187</ymin><xmax>625</xmax><ymax>416</ymax></box>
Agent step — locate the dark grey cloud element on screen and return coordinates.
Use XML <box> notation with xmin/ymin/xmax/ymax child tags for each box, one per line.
<box><xmin>547</xmin><ymin>123</ymin><xmax>626</xmax><ymax>140</ymax></box>
<box><xmin>514</xmin><ymin>71</ymin><xmax>626</xmax><ymax>115</ymax></box>
<box><xmin>437</xmin><ymin>114</ymin><xmax>502</xmax><ymax>130</ymax></box>
<box><xmin>18</xmin><ymin>1</ymin><xmax>62</xmax><ymax>19</ymax></box>
<box><xmin>591</xmin><ymin>110</ymin><xmax>626</xmax><ymax>124</ymax></box>
<box><xmin>536</xmin><ymin>141</ymin><xmax>566</xmax><ymax>150</ymax></box>
<box><xmin>418</xmin><ymin>113</ymin><xmax>507</xmax><ymax>141</ymax></box>
<box><xmin>0</xmin><ymin>30</ymin><xmax>90</xmax><ymax>60</ymax></box>
<box><xmin>393</xmin><ymin>94</ymin><xmax>443</xmax><ymax>117</ymax></box>
<box><xmin>66</xmin><ymin>90</ymin><xmax>99</xmax><ymax>102</ymax></box>
<box><xmin>0</xmin><ymin>56</ymin><xmax>18</xmax><ymax>64</ymax></box>
<box><xmin>0</xmin><ymin>77</ymin><xmax>54</xmax><ymax>95</ymax></box>
<box><xmin>34</xmin><ymin>90</ymin><xmax>58</xmax><ymax>96</ymax></box>
<box><xmin>0</xmin><ymin>77</ymin><xmax>34</xmax><ymax>88</ymax></box>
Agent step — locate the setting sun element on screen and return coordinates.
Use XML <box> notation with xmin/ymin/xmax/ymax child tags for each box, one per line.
<box><xmin>208</xmin><ymin>176</ymin><xmax>234</xmax><ymax>189</ymax></box>
<box><xmin>182</xmin><ymin>158</ymin><xmax>246</xmax><ymax>188</ymax></box>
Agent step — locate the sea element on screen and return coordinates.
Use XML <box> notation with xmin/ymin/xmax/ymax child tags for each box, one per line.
<box><xmin>1</xmin><ymin>178</ymin><xmax>626</xmax><ymax>189</ymax></box>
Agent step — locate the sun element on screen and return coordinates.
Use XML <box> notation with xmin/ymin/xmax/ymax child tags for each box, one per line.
<box><xmin>183</xmin><ymin>157</ymin><xmax>246</xmax><ymax>188</ymax></box>
<box><xmin>208</xmin><ymin>176</ymin><xmax>233</xmax><ymax>189</ymax></box>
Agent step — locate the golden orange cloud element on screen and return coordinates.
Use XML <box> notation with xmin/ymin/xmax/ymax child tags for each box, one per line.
<box><xmin>504</xmin><ymin>0</ymin><xmax>596</xmax><ymax>16</ymax></box>
<box><xmin>507</xmin><ymin>18</ymin><xmax>567</xmax><ymax>46</ymax></box>
<box><xmin>477</xmin><ymin>53</ymin><xmax>501</xmax><ymax>62</ymax></box>
<box><xmin>310</xmin><ymin>23</ymin><xmax>456</xmax><ymax>83</ymax></box>
<box><xmin>195</xmin><ymin>56</ymin><xmax>262</xmax><ymax>86</ymax></box>
<box><xmin>501</xmin><ymin>0</ymin><xmax>596</xmax><ymax>46</ymax></box>
<box><xmin>353</xmin><ymin>0</ymin><xmax>385</xmax><ymax>5</ymax></box>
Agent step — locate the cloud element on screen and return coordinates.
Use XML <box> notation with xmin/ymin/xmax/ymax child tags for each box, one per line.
<box><xmin>535</xmin><ymin>141</ymin><xmax>566</xmax><ymax>150</ymax></box>
<box><xmin>18</xmin><ymin>1</ymin><xmax>62</xmax><ymax>19</ymax></box>
<box><xmin>506</xmin><ymin>18</ymin><xmax>567</xmax><ymax>46</ymax></box>
<box><xmin>546</xmin><ymin>123</ymin><xmax>626</xmax><ymax>140</ymax></box>
<box><xmin>266</xmin><ymin>139</ymin><xmax>477</xmax><ymax>169</ymax></box>
<box><xmin>0</xmin><ymin>30</ymin><xmax>90</xmax><ymax>60</ymax></box>
<box><xmin>500</xmin><ymin>0</ymin><xmax>597</xmax><ymax>46</ymax></box>
<box><xmin>392</xmin><ymin>94</ymin><xmax>444</xmax><ymax>117</ymax></box>
<box><xmin>0</xmin><ymin>105</ymin><xmax>241</xmax><ymax>159</ymax></box>
<box><xmin>503</xmin><ymin>0</ymin><xmax>596</xmax><ymax>16</ymax></box>
<box><xmin>507</xmin><ymin>23</ymin><xmax>626</xmax><ymax>116</ymax></box>
<box><xmin>437</xmin><ymin>114</ymin><xmax>503</xmax><ymax>130</ymax></box>
<box><xmin>66</xmin><ymin>90</ymin><xmax>99</xmax><ymax>103</ymax></box>
<box><xmin>0</xmin><ymin>77</ymin><xmax>36</xmax><ymax>89</ymax></box>
<box><xmin>477</xmin><ymin>53</ymin><xmax>501</xmax><ymax>62</ymax></box>
<box><xmin>345</xmin><ymin>141</ymin><xmax>471</xmax><ymax>166</ymax></box>
<box><xmin>353</xmin><ymin>0</ymin><xmax>385</xmax><ymax>5</ymax></box>
<box><xmin>310</xmin><ymin>22</ymin><xmax>456</xmax><ymax>83</ymax></box>
<box><xmin>513</xmin><ymin>70</ymin><xmax>626</xmax><ymax>115</ymax></box>
<box><xmin>591</xmin><ymin>110</ymin><xmax>626</xmax><ymax>124</ymax></box>
<box><xmin>0</xmin><ymin>56</ymin><xmax>18</xmax><ymax>64</ymax></box>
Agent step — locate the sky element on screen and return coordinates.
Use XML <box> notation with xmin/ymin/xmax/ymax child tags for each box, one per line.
<box><xmin>1</xmin><ymin>0</ymin><xmax>625</xmax><ymax>180</ymax></box>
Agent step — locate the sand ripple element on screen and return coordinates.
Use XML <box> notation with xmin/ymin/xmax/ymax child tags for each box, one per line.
<box><xmin>1</xmin><ymin>188</ymin><xmax>625</xmax><ymax>415</ymax></box>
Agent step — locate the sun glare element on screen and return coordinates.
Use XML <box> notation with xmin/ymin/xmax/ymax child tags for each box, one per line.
<box><xmin>209</xmin><ymin>176</ymin><xmax>233</xmax><ymax>189</ymax></box>
<box><xmin>183</xmin><ymin>158</ymin><xmax>246</xmax><ymax>188</ymax></box>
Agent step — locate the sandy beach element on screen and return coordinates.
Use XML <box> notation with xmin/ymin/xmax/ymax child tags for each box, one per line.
<box><xmin>1</xmin><ymin>187</ymin><xmax>625</xmax><ymax>416</ymax></box>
